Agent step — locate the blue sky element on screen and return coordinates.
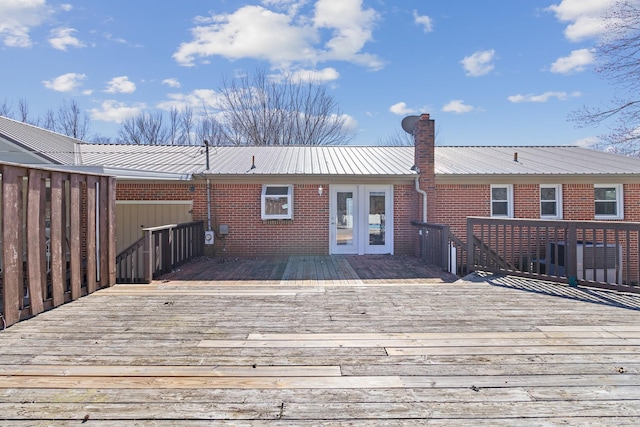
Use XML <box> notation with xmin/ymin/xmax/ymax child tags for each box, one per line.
<box><xmin>0</xmin><ymin>0</ymin><xmax>618</xmax><ymax>147</ymax></box>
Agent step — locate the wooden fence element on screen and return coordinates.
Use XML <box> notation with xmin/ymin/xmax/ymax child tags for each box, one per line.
<box><xmin>0</xmin><ymin>162</ymin><xmax>116</xmax><ymax>328</ymax></box>
<box><xmin>466</xmin><ymin>217</ymin><xmax>640</xmax><ymax>293</ymax></box>
<box><xmin>412</xmin><ymin>221</ymin><xmax>467</xmax><ymax>276</ymax></box>
<box><xmin>116</xmin><ymin>221</ymin><xmax>204</xmax><ymax>284</ymax></box>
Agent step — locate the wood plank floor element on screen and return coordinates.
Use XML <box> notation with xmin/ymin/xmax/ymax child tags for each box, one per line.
<box><xmin>1</xmin><ymin>255</ymin><xmax>640</xmax><ymax>425</ymax></box>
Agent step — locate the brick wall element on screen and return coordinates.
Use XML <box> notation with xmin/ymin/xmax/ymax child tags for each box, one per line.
<box><xmin>433</xmin><ymin>182</ymin><xmax>640</xmax><ymax>240</ymax></box>
<box><xmin>394</xmin><ymin>184</ymin><xmax>419</xmax><ymax>255</ymax></box>
<box><xmin>117</xmin><ymin>182</ymin><xmax>419</xmax><ymax>257</ymax></box>
<box><xmin>209</xmin><ymin>183</ymin><xmax>328</xmax><ymax>256</ymax></box>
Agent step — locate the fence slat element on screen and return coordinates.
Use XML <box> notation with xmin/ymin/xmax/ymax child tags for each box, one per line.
<box><xmin>26</xmin><ymin>169</ymin><xmax>44</xmax><ymax>315</ymax></box>
<box><xmin>2</xmin><ymin>165</ymin><xmax>23</xmax><ymax>326</ymax></box>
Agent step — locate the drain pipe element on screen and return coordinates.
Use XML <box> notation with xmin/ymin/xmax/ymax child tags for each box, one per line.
<box><xmin>415</xmin><ymin>176</ymin><xmax>427</xmax><ymax>223</ymax></box>
<box><xmin>204</xmin><ymin>140</ymin><xmax>212</xmax><ymax>232</ymax></box>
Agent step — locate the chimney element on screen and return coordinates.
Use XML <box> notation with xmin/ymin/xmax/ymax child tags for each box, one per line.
<box><xmin>413</xmin><ymin>114</ymin><xmax>436</xmax><ymax>221</ymax></box>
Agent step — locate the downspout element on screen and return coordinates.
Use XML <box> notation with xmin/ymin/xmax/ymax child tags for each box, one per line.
<box><xmin>205</xmin><ymin>140</ymin><xmax>212</xmax><ymax>232</ymax></box>
<box><xmin>415</xmin><ymin>176</ymin><xmax>427</xmax><ymax>223</ymax></box>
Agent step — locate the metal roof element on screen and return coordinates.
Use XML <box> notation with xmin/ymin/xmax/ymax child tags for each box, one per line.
<box><xmin>76</xmin><ymin>143</ymin><xmax>206</xmax><ymax>176</ymax></box>
<box><xmin>203</xmin><ymin>146</ymin><xmax>415</xmax><ymax>176</ymax></box>
<box><xmin>4</xmin><ymin>115</ymin><xmax>640</xmax><ymax>178</ymax></box>
<box><xmin>435</xmin><ymin>146</ymin><xmax>640</xmax><ymax>176</ymax></box>
<box><xmin>0</xmin><ymin>116</ymin><xmax>79</xmax><ymax>165</ymax></box>
<box><xmin>75</xmin><ymin>145</ymin><xmax>416</xmax><ymax>177</ymax></box>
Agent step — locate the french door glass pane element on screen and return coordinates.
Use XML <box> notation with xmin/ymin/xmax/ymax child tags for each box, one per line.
<box><xmin>369</xmin><ymin>192</ymin><xmax>385</xmax><ymax>246</ymax></box>
<box><xmin>337</xmin><ymin>192</ymin><xmax>353</xmax><ymax>246</ymax></box>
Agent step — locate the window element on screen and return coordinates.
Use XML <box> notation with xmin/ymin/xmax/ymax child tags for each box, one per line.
<box><xmin>540</xmin><ymin>184</ymin><xmax>562</xmax><ymax>219</ymax></box>
<box><xmin>490</xmin><ymin>184</ymin><xmax>513</xmax><ymax>217</ymax></box>
<box><xmin>261</xmin><ymin>185</ymin><xmax>293</xmax><ymax>220</ymax></box>
<box><xmin>594</xmin><ymin>184</ymin><xmax>623</xmax><ymax>219</ymax></box>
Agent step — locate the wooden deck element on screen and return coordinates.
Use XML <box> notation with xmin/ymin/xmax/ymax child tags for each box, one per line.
<box><xmin>1</xmin><ymin>255</ymin><xmax>640</xmax><ymax>425</ymax></box>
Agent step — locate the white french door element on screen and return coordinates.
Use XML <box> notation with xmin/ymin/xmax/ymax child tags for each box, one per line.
<box><xmin>330</xmin><ymin>185</ymin><xmax>393</xmax><ymax>255</ymax></box>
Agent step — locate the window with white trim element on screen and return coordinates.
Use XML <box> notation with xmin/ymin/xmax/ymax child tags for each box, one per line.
<box><xmin>594</xmin><ymin>184</ymin><xmax>623</xmax><ymax>219</ymax></box>
<box><xmin>261</xmin><ymin>184</ymin><xmax>293</xmax><ymax>220</ymax></box>
<box><xmin>540</xmin><ymin>184</ymin><xmax>562</xmax><ymax>219</ymax></box>
<box><xmin>490</xmin><ymin>184</ymin><xmax>513</xmax><ymax>218</ymax></box>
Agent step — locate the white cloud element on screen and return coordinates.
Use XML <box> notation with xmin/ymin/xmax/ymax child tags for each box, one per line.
<box><xmin>573</xmin><ymin>136</ymin><xmax>599</xmax><ymax>147</ymax></box>
<box><xmin>60</xmin><ymin>4</ymin><xmax>73</xmax><ymax>12</ymax></box>
<box><xmin>89</xmin><ymin>100</ymin><xmax>145</xmax><ymax>123</ymax></box>
<box><xmin>413</xmin><ymin>10</ymin><xmax>433</xmax><ymax>33</ymax></box>
<box><xmin>162</xmin><ymin>78</ymin><xmax>181</xmax><ymax>88</ymax></box>
<box><xmin>0</xmin><ymin>0</ymin><xmax>52</xmax><ymax>47</ymax></box>
<box><xmin>42</xmin><ymin>72</ymin><xmax>87</xmax><ymax>92</ymax></box>
<box><xmin>550</xmin><ymin>48</ymin><xmax>595</xmax><ymax>74</ymax></box>
<box><xmin>272</xmin><ymin>67</ymin><xmax>340</xmax><ymax>83</ymax></box>
<box><xmin>313</xmin><ymin>0</ymin><xmax>381</xmax><ymax>68</ymax></box>
<box><xmin>338</xmin><ymin>113</ymin><xmax>358</xmax><ymax>133</ymax></box>
<box><xmin>461</xmin><ymin>49</ymin><xmax>495</xmax><ymax>77</ymax></box>
<box><xmin>507</xmin><ymin>91</ymin><xmax>581</xmax><ymax>103</ymax></box>
<box><xmin>389</xmin><ymin>102</ymin><xmax>417</xmax><ymax>115</ymax></box>
<box><xmin>174</xmin><ymin>0</ymin><xmax>382</xmax><ymax>70</ymax></box>
<box><xmin>104</xmin><ymin>76</ymin><xmax>136</xmax><ymax>94</ymax></box>
<box><xmin>156</xmin><ymin>89</ymin><xmax>222</xmax><ymax>111</ymax></box>
<box><xmin>442</xmin><ymin>100</ymin><xmax>474</xmax><ymax>114</ymax></box>
<box><xmin>48</xmin><ymin>27</ymin><xmax>85</xmax><ymax>50</ymax></box>
<box><xmin>547</xmin><ymin>0</ymin><xmax>615</xmax><ymax>42</ymax></box>
<box><xmin>262</xmin><ymin>0</ymin><xmax>306</xmax><ymax>16</ymax></box>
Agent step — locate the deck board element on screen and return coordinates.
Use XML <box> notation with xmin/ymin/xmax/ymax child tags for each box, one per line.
<box><xmin>1</xmin><ymin>255</ymin><xmax>640</xmax><ymax>424</ymax></box>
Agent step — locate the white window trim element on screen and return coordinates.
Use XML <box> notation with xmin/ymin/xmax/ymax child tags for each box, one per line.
<box><xmin>261</xmin><ymin>184</ymin><xmax>293</xmax><ymax>220</ymax></box>
<box><xmin>490</xmin><ymin>184</ymin><xmax>514</xmax><ymax>218</ymax></box>
<box><xmin>540</xmin><ymin>184</ymin><xmax>563</xmax><ymax>219</ymax></box>
<box><xmin>594</xmin><ymin>184</ymin><xmax>624</xmax><ymax>220</ymax></box>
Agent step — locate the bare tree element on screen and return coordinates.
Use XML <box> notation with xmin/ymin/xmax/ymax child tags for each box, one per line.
<box><xmin>118</xmin><ymin>112</ymin><xmax>168</xmax><ymax>145</ymax></box>
<box><xmin>570</xmin><ymin>0</ymin><xmax>640</xmax><ymax>155</ymax></box>
<box><xmin>57</xmin><ymin>100</ymin><xmax>90</xmax><ymax>139</ymax></box>
<box><xmin>179</xmin><ymin>106</ymin><xmax>195</xmax><ymax>145</ymax></box>
<box><xmin>168</xmin><ymin>107</ymin><xmax>180</xmax><ymax>145</ymax></box>
<box><xmin>197</xmin><ymin>114</ymin><xmax>226</xmax><ymax>147</ymax></box>
<box><xmin>213</xmin><ymin>68</ymin><xmax>354</xmax><ymax>146</ymax></box>
<box><xmin>92</xmin><ymin>135</ymin><xmax>113</xmax><ymax>144</ymax></box>
<box><xmin>18</xmin><ymin>98</ymin><xmax>30</xmax><ymax>123</ymax></box>
<box><xmin>0</xmin><ymin>99</ymin><xmax>12</xmax><ymax>118</ymax></box>
<box><xmin>41</xmin><ymin>109</ymin><xmax>56</xmax><ymax>131</ymax></box>
<box><xmin>376</xmin><ymin>129</ymin><xmax>415</xmax><ymax>146</ymax></box>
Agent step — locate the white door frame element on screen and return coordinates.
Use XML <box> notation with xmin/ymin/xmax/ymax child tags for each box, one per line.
<box><xmin>329</xmin><ymin>184</ymin><xmax>393</xmax><ymax>255</ymax></box>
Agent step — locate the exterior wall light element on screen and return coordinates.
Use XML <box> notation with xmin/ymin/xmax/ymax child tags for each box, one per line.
<box><xmin>318</xmin><ymin>185</ymin><xmax>323</xmax><ymax>196</ymax></box>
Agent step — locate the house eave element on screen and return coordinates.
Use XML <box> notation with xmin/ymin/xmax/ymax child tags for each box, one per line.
<box><xmin>436</xmin><ymin>173</ymin><xmax>640</xmax><ymax>184</ymax></box>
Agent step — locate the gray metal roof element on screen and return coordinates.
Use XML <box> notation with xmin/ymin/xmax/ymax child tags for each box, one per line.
<box><xmin>76</xmin><ymin>144</ymin><xmax>206</xmax><ymax>176</ymax></box>
<box><xmin>435</xmin><ymin>146</ymin><xmax>640</xmax><ymax>176</ymax></box>
<box><xmin>3</xmin><ymin>114</ymin><xmax>640</xmax><ymax>178</ymax></box>
<box><xmin>203</xmin><ymin>146</ymin><xmax>415</xmax><ymax>176</ymax></box>
<box><xmin>0</xmin><ymin>115</ymin><xmax>79</xmax><ymax>165</ymax></box>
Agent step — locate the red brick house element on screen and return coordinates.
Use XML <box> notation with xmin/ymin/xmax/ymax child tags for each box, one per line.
<box><xmin>2</xmin><ymin>114</ymin><xmax>640</xmax><ymax>258</ymax></box>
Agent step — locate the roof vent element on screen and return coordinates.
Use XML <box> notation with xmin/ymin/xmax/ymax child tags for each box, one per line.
<box><xmin>513</xmin><ymin>152</ymin><xmax>518</xmax><ymax>162</ymax></box>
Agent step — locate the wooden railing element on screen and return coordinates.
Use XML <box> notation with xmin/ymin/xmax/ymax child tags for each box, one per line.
<box><xmin>467</xmin><ymin>217</ymin><xmax>640</xmax><ymax>293</ymax></box>
<box><xmin>0</xmin><ymin>162</ymin><xmax>116</xmax><ymax>328</ymax></box>
<box><xmin>115</xmin><ymin>221</ymin><xmax>205</xmax><ymax>284</ymax></box>
<box><xmin>412</xmin><ymin>221</ymin><xmax>467</xmax><ymax>275</ymax></box>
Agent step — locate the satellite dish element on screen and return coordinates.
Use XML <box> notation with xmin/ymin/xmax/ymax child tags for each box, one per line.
<box><xmin>401</xmin><ymin>115</ymin><xmax>419</xmax><ymax>134</ymax></box>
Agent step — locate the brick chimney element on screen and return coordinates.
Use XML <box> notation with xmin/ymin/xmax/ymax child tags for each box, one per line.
<box><xmin>413</xmin><ymin>113</ymin><xmax>435</xmax><ymax>221</ymax></box>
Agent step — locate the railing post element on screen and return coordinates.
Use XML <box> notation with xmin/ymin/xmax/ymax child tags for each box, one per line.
<box><xmin>441</xmin><ymin>225</ymin><xmax>450</xmax><ymax>271</ymax></box>
<box><xmin>143</xmin><ymin>229</ymin><xmax>153</xmax><ymax>284</ymax></box>
<box><xmin>467</xmin><ymin>218</ymin><xmax>475</xmax><ymax>274</ymax></box>
<box><xmin>566</xmin><ymin>222</ymin><xmax>578</xmax><ymax>287</ymax></box>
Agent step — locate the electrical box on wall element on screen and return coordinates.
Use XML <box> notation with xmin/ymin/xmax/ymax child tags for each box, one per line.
<box><xmin>219</xmin><ymin>224</ymin><xmax>229</xmax><ymax>235</ymax></box>
<box><xmin>204</xmin><ymin>230</ymin><xmax>215</xmax><ymax>245</ymax></box>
